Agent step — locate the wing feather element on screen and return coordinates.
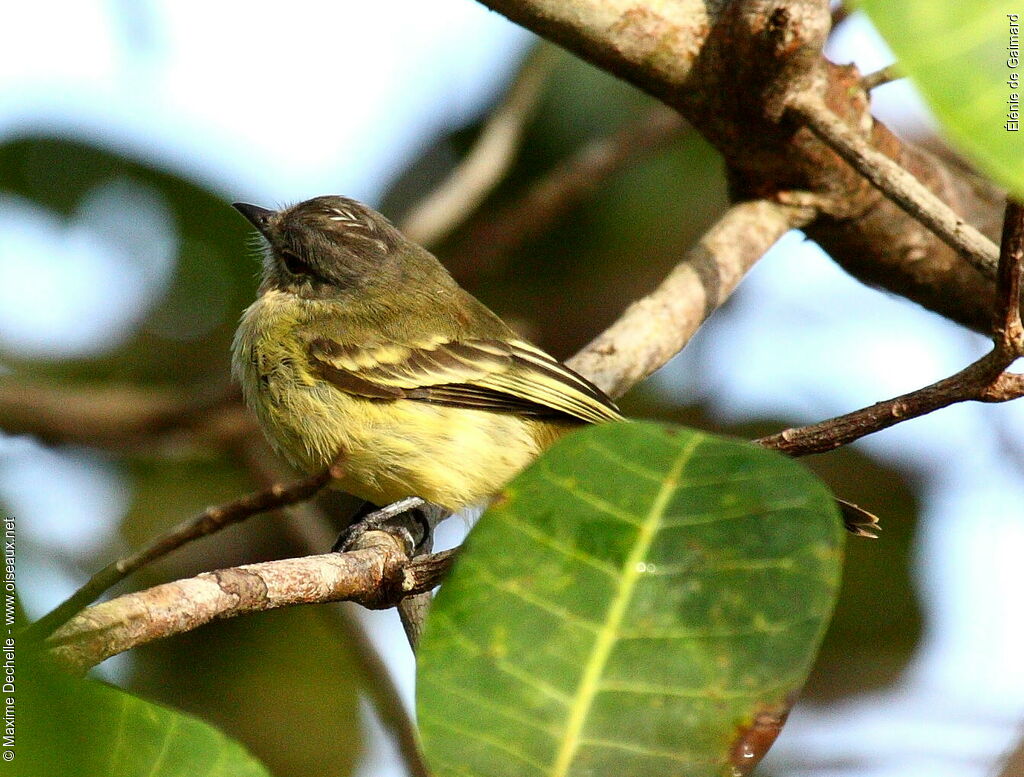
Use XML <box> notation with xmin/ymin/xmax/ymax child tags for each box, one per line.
<box><xmin>308</xmin><ymin>337</ymin><xmax>621</xmax><ymax>424</ymax></box>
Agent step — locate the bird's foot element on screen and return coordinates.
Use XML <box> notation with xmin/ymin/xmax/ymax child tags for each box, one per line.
<box><xmin>332</xmin><ymin>497</ymin><xmax>435</xmax><ymax>555</ymax></box>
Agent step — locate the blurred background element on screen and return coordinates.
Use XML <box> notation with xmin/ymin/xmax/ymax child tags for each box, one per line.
<box><xmin>2</xmin><ymin>2</ymin><xmax>1022</xmax><ymax>776</ymax></box>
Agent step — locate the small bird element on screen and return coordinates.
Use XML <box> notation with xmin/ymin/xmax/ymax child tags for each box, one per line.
<box><xmin>231</xmin><ymin>196</ymin><xmax>622</xmax><ymax>531</ymax></box>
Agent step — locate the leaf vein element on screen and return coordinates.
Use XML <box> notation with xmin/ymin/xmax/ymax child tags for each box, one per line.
<box><xmin>549</xmin><ymin>435</ymin><xmax>702</xmax><ymax>777</ymax></box>
<box><xmin>584</xmin><ymin>439</ymin><xmax>665</xmax><ymax>482</ymax></box>
<box><xmin>494</xmin><ymin>510</ymin><xmax>620</xmax><ymax>578</ymax></box>
<box><xmin>433</xmin><ymin>611</ymin><xmax>573</xmax><ymax>707</ymax></box>
<box><xmin>579</xmin><ymin>736</ymin><xmax>706</xmax><ymax>764</ymax></box>
<box><xmin>419</xmin><ymin>675</ymin><xmax>561</xmax><ymax>739</ymax></box>
<box><xmin>472</xmin><ymin>567</ymin><xmax>602</xmax><ymax>634</ymax></box>
<box><xmin>536</xmin><ymin>467</ymin><xmax>645</xmax><ymax>527</ymax></box>
<box><xmin>419</xmin><ymin>712</ymin><xmax>549</xmax><ymax>773</ymax></box>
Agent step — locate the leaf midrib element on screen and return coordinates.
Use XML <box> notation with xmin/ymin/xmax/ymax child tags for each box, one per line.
<box><xmin>548</xmin><ymin>435</ymin><xmax>701</xmax><ymax>777</ymax></box>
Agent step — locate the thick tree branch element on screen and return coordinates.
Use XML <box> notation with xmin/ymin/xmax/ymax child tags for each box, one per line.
<box><xmin>474</xmin><ymin>0</ymin><xmax>1011</xmax><ymax>334</ymax></box>
<box><xmin>47</xmin><ymin>534</ymin><xmax>456</xmax><ymax>675</ymax></box>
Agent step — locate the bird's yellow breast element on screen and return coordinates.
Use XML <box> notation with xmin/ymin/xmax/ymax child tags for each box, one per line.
<box><xmin>232</xmin><ymin>291</ymin><xmax>572</xmax><ymax>510</ymax></box>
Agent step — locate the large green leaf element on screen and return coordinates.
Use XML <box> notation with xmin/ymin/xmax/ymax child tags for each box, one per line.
<box><xmin>22</xmin><ymin>657</ymin><xmax>271</xmax><ymax>777</ymax></box>
<box><xmin>857</xmin><ymin>1</ymin><xmax>1024</xmax><ymax>199</ymax></box>
<box><xmin>417</xmin><ymin>422</ymin><xmax>843</xmax><ymax>777</ymax></box>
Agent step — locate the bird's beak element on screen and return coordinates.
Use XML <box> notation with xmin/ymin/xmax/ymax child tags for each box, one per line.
<box><xmin>232</xmin><ymin>202</ymin><xmax>275</xmax><ymax>237</ymax></box>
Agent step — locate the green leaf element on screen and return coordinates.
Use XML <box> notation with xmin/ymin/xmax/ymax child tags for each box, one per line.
<box><xmin>21</xmin><ymin>657</ymin><xmax>271</xmax><ymax>777</ymax></box>
<box><xmin>857</xmin><ymin>1</ymin><xmax>1024</xmax><ymax>199</ymax></box>
<box><xmin>417</xmin><ymin>422</ymin><xmax>844</xmax><ymax>777</ymax></box>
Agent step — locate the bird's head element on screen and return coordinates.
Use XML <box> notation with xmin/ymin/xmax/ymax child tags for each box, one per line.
<box><xmin>233</xmin><ymin>196</ymin><xmax>412</xmax><ymax>298</ymax></box>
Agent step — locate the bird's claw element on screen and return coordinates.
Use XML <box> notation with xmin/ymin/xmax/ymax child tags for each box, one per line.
<box><xmin>332</xmin><ymin>497</ymin><xmax>432</xmax><ymax>555</ymax></box>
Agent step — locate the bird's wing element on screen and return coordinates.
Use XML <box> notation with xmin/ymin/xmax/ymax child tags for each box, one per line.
<box><xmin>308</xmin><ymin>337</ymin><xmax>622</xmax><ymax>424</ymax></box>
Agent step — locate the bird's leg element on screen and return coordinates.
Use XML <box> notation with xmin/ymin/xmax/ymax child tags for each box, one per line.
<box><xmin>332</xmin><ymin>497</ymin><xmax>440</xmax><ymax>555</ymax></box>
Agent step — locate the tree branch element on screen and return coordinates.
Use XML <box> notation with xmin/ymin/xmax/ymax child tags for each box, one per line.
<box><xmin>0</xmin><ymin>380</ymin><xmax>249</xmax><ymax>451</ymax></box>
<box><xmin>46</xmin><ymin>533</ymin><xmax>456</xmax><ymax>675</ymax></box>
<box><xmin>474</xmin><ymin>0</ymin><xmax>1010</xmax><ymax>335</ymax></box>
<box><xmin>26</xmin><ymin>456</ymin><xmax>345</xmax><ymax>642</ymax></box>
<box><xmin>996</xmin><ymin>727</ymin><xmax>1024</xmax><ymax>777</ymax></box>
<box><xmin>400</xmin><ymin>44</ymin><xmax>557</xmax><ymax>247</ymax></box>
<box><xmin>757</xmin><ymin>200</ymin><xmax>1024</xmax><ymax>456</ymax></box>
<box><xmin>860</xmin><ymin>64</ymin><xmax>902</xmax><ymax>92</ymax></box>
<box><xmin>755</xmin><ymin>351</ymin><xmax>1020</xmax><ymax>456</ymax></box>
<box><xmin>567</xmin><ymin>198</ymin><xmax>816</xmax><ymax>398</ymax></box>
<box><xmin>787</xmin><ymin>92</ymin><xmax>1000</xmax><ymax>280</ymax></box>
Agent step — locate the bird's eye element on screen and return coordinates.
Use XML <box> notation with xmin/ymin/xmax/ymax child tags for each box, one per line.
<box><xmin>280</xmin><ymin>249</ymin><xmax>313</xmax><ymax>277</ymax></box>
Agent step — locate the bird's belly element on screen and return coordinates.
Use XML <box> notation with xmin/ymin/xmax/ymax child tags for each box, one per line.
<box><xmin>342</xmin><ymin>400</ymin><xmax>551</xmax><ymax>510</ymax></box>
<box><xmin>253</xmin><ymin>372</ymin><xmax>555</xmax><ymax>510</ymax></box>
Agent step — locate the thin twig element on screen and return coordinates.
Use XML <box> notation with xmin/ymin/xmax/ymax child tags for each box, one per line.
<box><xmin>830</xmin><ymin>3</ymin><xmax>850</xmax><ymax>31</ymax></box>
<box><xmin>400</xmin><ymin>44</ymin><xmax>557</xmax><ymax>247</ymax></box>
<box><xmin>788</xmin><ymin>92</ymin><xmax>1000</xmax><ymax>280</ymax></box>
<box><xmin>25</xmin><ymin>456</ymin><xmax>345</xmax><ymax>642</ymax></box>
<box><xmin>758</xmin><ymin>200</ymin><xmax>1024</xmax><ymax>456</ymax></box>
<box><xmin>861</xmin><ymin>64</ymin><xmax>902</xmax><ymax>92</ymax></box>
<box><xmin>323</xmin><ymin>606</ymin><xmax>428</xmax><ymax>777</ymax></box>
<box><xmin>454</xmin><ymin>106</ymin><xmax>686</xmax><ymax>275</ymax></box>
<box><xmin>755</xmin><ymin>351</ymin><xmax>1016</xmax><ymax>455</ymax></box>
<box><xmin>397</xmin><ymin>518</ymin><xmax>435</xmax><ymax>653</ymax></box>
<box><xmin>318</xmin><ymin>606</ymin><xmax>431</xmax><ymax>777</ymax></box>
<box><xmin>995</xmin><ymin>201</ymin><xmax>1024</xmax><ymax>348</ymax></box>
<box><xmin>398</xmin><ymin>592</ymin><xmax>434</xmax><ymax>652</ymax></box>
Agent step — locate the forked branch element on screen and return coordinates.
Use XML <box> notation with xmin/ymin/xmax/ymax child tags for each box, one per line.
<box><xmin>26</xmin><ymin>456</ymin><xmax>345</xmax><ymax>641</ymax></box>
<box><xmin>758</xmin><ymin>201</ymin><xmax>1024</xmax><ymax>456</ymax></box>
